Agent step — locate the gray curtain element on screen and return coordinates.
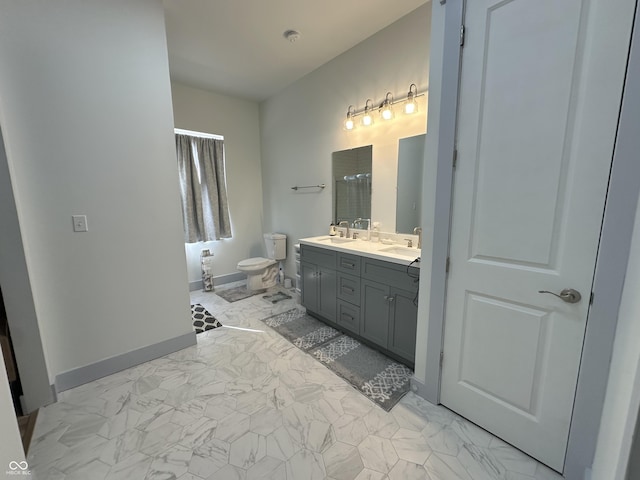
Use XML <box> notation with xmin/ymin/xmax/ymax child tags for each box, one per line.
<box><xmin>176</xmin><ymin>134</ymin><xmax>232</xmax><ymax>242</ymax></box>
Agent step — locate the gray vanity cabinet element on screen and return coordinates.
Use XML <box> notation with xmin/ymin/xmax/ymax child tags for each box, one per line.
<box><xmin>301</xmin><ymin>243</ymin><xmax>419</xmax><ymax>366</ymax></box>
<box><xmin>361</xmin><ymin>258</ymin><xmax>419</xmax><ymax>365</ymax></box>
<box><xmin>301</xmin><ymin>245</ymin><xmax>337</xmax><ymax>324</ymax></box>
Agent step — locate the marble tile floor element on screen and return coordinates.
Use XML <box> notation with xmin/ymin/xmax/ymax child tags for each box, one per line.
<box><xmin>27</xmin><ymin>282</ymin><xmax>563</xmax><ymax>480</ymax></box>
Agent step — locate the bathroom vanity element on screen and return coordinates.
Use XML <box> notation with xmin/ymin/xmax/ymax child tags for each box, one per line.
<box><xmin>299</xmin><ymin>236</ymin><xmax>420</xmax><ymax>367</ymax></box>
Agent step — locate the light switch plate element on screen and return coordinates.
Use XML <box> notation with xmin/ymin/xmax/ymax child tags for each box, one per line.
<box><xmin>72</xmin><ymin>215</ymin><xmax>88</xmax><ymax>232</ymax></box>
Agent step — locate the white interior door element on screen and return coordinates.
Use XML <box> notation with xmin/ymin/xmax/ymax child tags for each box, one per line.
<box><xmin>441</xmin><ymin>0</ymin><xmax>631</xmax><ymax>472</ymax></box>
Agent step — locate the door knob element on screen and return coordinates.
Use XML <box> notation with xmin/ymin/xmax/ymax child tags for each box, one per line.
<box><xmin>538</xmin><ymin>288</ymin><xmax>581</xmax><ymax>304</ymax></box>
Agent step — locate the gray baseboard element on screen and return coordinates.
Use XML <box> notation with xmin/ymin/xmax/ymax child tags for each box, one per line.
<box><xmin>189</xmin><ymin>272</ymin><xmax>245</xmax><ymax>292</ymax></box>
<box><xmin>54</xmin><ymin>331</ymin><xmax>196</xmax><ymax>393</ymax></box>
<box><xmin>410</xmin><ymin>376</ymin><xmax>431</xmax><ymax>401</ymax></box>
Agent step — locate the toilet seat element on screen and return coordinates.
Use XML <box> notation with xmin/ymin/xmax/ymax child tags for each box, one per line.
<box><xmin>237</xmin><ymin>257</ymin><xmax>275</xmax><ymax>272</ymax></box>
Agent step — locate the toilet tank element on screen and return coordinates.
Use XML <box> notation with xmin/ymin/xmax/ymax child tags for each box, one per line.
<box><xmin>264</xmin><ymin>233</ymin><xmax>286</xmax><ymax>260</ymax></box>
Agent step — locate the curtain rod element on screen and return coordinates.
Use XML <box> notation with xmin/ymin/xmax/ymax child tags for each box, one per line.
<box><xmin>175</xmin><ymin>128</ymin><xmax>224</xmax><ymax>140</ymax></box>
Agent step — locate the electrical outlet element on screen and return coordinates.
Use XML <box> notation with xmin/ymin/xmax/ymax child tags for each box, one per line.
<box><xmin>72</xmin><ymin>215</ymin><xmax>88</xmax><ymax>232</ymax></box>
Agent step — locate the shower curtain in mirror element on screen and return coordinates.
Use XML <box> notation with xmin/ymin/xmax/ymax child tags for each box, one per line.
<box><xmin>176</xmin><ymin>134</ymin><xmax>231</xmax><ymax>242</ymax></box>
<box><xmin>343</xmin><ymin>173</ymin><xmax>371</xmax><ymax>224</ymax></box>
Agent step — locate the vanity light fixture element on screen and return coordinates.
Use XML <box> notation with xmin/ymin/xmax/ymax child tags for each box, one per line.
<box><xmin>344</xmin><ymin>105</ymin><xmax>356</xmax><ymax>130</ymax></box>
<box><xmin>361</xmin><ymin>99</ymin><xmax>374</xmax><ymax>127</ymax></box>
<box><xmin>404</xmin><ymin>84</ymin><xmax>418</xmax><ymax>115</ymax></box>
<box><xmin>342</xmin><ymin>84</ymin><xmax>426</xmax><ymax>131</ymax></box>
<box><xmin>380</xmin><ymin>92</ymin><xmax>394</xmax><ymax>120</ymax></box>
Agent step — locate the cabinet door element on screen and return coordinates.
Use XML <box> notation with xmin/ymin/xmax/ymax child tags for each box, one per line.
<box><xmin>360</xmin><ymin>279</ymin><xmax>390</xmax><ymax>346</ymax></box>
<box><xmin>318</xmin><ymin>266</ymin><xmax>337</xmax><ymax>323</ymax></box>
<box><xmin>388</xmin><ymin>287</ymin><xmax>418</xmax><ymax>362</ymax></box>
<box><xmin>301</xmin><ymin>262</ymin><xmax>318</xmax><ymax>312</ymax></box>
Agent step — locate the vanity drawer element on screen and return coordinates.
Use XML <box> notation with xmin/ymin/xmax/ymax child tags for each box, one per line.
<box><xmin>362</xmin><ymin>258</ymin><xmax>420</xmax><ymax>292</ymax></box>
<box><xmin>337</xmin><ymin>272</ymin><xmax>361</xmax><ymax>306</ymax></box>
<box><xmin>301</xmin><ymin>244</ymin><xmax>336</xmax><ymax>269</ymax></box>
<box><xmin>337</xmin><ymin>252</ymin><xmax>361</xmax><ymax>276</ymax></box>
<box><xmin>337</xmin><ymin>300</ymin><xmax>360</xmax><ymax>335</ymax></box>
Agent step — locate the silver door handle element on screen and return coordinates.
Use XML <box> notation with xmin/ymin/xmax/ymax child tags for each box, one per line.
<box><xmin>538</xmin><ymin>288</ymin><xmax>581</xmax><ymax>304</ymax></box>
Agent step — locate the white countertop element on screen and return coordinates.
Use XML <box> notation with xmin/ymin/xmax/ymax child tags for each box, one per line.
<box><xmin>299</xmin><ymin>235</ymin><xmax>422</xmax><ymax>268</ymax></box>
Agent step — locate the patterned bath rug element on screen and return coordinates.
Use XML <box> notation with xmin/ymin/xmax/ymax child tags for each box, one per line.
<box><xmin>312</xmin><ymin>335</ymin><xmax>412</xmax><ymax>411</ymax></box>
<box><xmin>190</xmin><ymin>304</ymin><xmax>222</xmax><ymax>334</ymax></box>
<box><xmin>261</xmin><ymin>308</ymin><xmax>341</xmax><ymax>352</ymax></box>
<box><xmin>215</xmin><ymin>285</ymin><xmax>265</xmax><ymax>303</ymax></box>
<box><xmin>261</xmin><ymin>308</ymin><xmax>412</xmax><ymax>411</ymax></box>
<box><xmin>262</xmin><ymin>291</ymin><xmax>293</xmax><ymax>304</ymax></box>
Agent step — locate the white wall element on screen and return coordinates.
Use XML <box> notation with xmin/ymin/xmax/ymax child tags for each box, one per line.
<box><xmin>260</xmin><ymin>4</ymin><xmax>431</xmax><ymax>278</ymax></box>
<box><xmin>414</xmin><ymin>0</ymin><xmax>444</xmax><ymax>391</ymax></box>
<box><xmin>591</xmin><ymin>192</ymin><xmax>640</xmax><ymax>479</ymax></box>
<box><xmin>0</xmin><ymin>0</ymin><xmax>192</xmax><ymax>383</ymax></box>
<box><xmin>171</xmin><ymin>83</ymin><xmax>265</xmax><ymax>284</ymax></box>
<box><xmin>0</xmin><ymin>128</ymin><xmax>52</xmax><ymax>412</ymax></box>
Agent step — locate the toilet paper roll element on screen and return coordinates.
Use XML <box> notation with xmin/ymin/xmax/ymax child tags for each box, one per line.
<box><xmin>284</xmin><ymin>278</ymin><xmax>292</xmax><ymax>289</ymax></box>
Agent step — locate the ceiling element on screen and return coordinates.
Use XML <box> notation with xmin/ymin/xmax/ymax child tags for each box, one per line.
<box><xmin>162</xmin><ymin>0</ymin><xmax>427</xmax><ymax>102</ymax></box>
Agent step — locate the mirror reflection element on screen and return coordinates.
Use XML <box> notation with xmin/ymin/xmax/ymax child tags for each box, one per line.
<box><xmin>396</xmin><ymin>134</ymin><xmax>426</xmax><ymax>234</ymax></box>
<box><xmin>332</xmin><ymin>146</ymin><xmax>372</xmax><ymax>228</ymax></box>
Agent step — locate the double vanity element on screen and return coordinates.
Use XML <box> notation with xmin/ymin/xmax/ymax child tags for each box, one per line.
<box><xmin>299</xmin><ymin>235</ymin><xmax>421</xmax><ymax>367</ymax></box>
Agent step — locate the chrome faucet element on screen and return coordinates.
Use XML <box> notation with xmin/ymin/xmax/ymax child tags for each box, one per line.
<box><xmin>338</xmin><ymin>220</ymin><xmax>350</xmax><ymax>239</ymax></box>
<box><xmin>413</xmin><ymin>227</ymin><xmax>422</xmax><ymax>249</ymax></box>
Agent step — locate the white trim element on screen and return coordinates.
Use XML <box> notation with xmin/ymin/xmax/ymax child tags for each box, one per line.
<box><xmin>174</xmin><ymin>128</ymin><xmax>224</xmax><ymax>140</ymax></box>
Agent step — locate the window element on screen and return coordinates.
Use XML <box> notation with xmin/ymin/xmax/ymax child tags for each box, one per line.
<box><xmin>175</xmin><ymin>129</ymin><xmax>231</xmax><ymax>242</ymax></box>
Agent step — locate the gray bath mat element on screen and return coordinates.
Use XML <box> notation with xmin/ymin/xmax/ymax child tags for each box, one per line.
<box><xmin>312</xmin><ymin>335</ymin><xmax>412</xmax><ymax>411</ymax></box>
<box><xmin>190</xmin><ymin>304</ymin><xmax>222</xmax><ymax>334</ymax></box>
<box><xmin>260</xmin><ymin>309</ymin><xmax>412</xmax><ymax>411</ymax></box>
<box><xmin>216</xmin><ymin>285</ymin><xmax>265</xmax><ymax>303</ymax></box>
<box><xmin>262</xmin><ymin>309</ymin><xmax>342</xmax><ymax>351</ymax></box>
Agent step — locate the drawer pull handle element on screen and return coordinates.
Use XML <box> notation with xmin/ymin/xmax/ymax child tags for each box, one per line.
<box><xmin>384</xmin><ymin>295</ymin><xmax>396</xmax><ymax>303</ymax></box>
<box><xmin>341</xmin><ymin>286</ymin><xmax>355</xmax><ymax>294</ymax></box>
<box><xmin>342</xmin><ymin>262</ymin><xmax>355</xmax><ymax>268</ymax></box>
<box><xmin>342</xmin><ymin>314</ymin><xmax>354</xmax><ymax>321</ymax></box>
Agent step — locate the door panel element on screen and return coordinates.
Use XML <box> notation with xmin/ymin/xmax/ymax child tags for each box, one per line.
<box><xmin>441</xmin><ymin>0</ymin><xmax>629</xmax><ymax>471</ymax></box>
<box><xmin>469</xmin><ymin>0</ymin><xmax>580</xmax><ymax>267</ymax></box>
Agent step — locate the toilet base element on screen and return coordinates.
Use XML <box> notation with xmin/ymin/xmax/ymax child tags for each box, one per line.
<box><xmin>245</xmin><ymin>263</ymin><xmax>278</xmax><ymax>291</ymax></box>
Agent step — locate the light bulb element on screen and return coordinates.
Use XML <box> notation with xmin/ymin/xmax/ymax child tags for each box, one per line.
<box><xmin>344</xmin><ymin>105</ymin><xmax>356</xmax><ymax>131</ymax></box>
<box><xmin>404</xmin><ymin>101</ymin><xmax>416</xmax><ymax>114</ymax></box>
<box><xmin>404</xmin><ymin>84</ymin><xmax>418</xmax><ymax>115</ymax></box>
<box><xmin>362</xmin><ymin>114</ymin><xmax>373</xmax><ymax>126</ymax></box>
<box><xmin>381</xmin><ymin>106</ymin><xmax>393</xmax><ymax>120</ymax></box>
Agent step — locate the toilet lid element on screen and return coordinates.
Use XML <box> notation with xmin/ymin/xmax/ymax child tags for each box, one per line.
<box><xmin>238</xmin><ymin>257</ymin><xmax>272</xmax><ymax>268</ymax></box>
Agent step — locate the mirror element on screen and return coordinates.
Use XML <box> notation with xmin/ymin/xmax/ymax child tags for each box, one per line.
<box><xmin>396</xmin><ymin>134</ymin><xmax>426</xmax><ymax>234</ymax></box>
<box><xmin>332</xmin><ymin>146</ymin><xmax>372</xmax><ymax>227</ymax></box>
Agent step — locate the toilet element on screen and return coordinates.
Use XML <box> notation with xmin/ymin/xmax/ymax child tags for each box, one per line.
<box><xmin>237</xmin><ymin>233</ymin><xmax>286</xmax><ymax>291</ymax></box>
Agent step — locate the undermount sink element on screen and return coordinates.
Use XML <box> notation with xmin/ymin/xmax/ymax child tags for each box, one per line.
<box><xmin>316</xmin><ymin>236</ymin><xmax>356</xmax><ymax>244</ymax></box>
<box><xmin>379</xmin><ymin>246</ymin><xmax>420</xmax><ymax>258</ymax></box>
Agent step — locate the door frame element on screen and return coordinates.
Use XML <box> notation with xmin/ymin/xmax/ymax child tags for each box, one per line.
<box><xmin>421</xmin><ymin>0</ymin><xmax>640</xmax><ymax>477</ymax></box>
